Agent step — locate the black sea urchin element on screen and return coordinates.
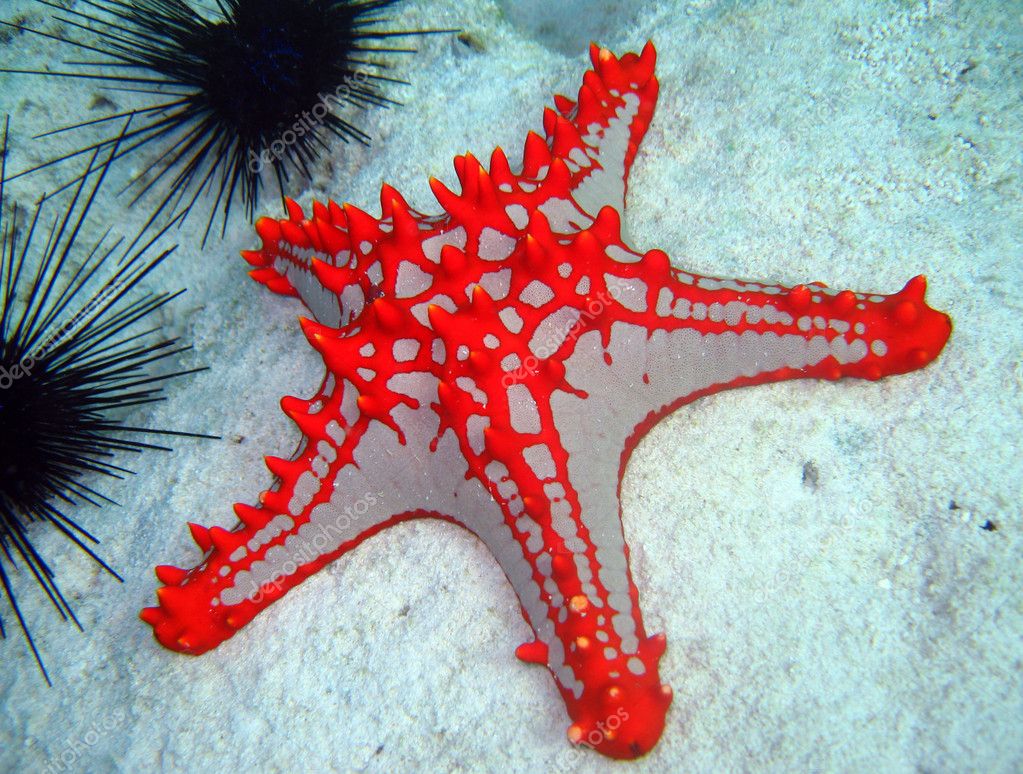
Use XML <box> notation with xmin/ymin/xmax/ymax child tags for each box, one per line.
<box><xmin>0</xmin><ymin>119</ymin><xmax>209</xmax><ymax>683</ymax></box>
<box><xmin>1</xmin><ymin>0</ymin><xmax>453</xmax><ymax>242</ymax></box>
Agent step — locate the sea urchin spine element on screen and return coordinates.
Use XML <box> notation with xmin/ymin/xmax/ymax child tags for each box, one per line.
<box><xmin>0</xmin><ymin>118</ymin><xmax>209</xmax><ymax>683</ymax></box>
<box><xmin>1</xmin><ymin>0</ymin><xmax>456</xmax><ymax>242</ymax></box>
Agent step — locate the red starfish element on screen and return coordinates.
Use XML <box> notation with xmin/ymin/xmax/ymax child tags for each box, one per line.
<box><xmin>142</xmin><ymin>43</ymin><xmax>951</xmax><ymax>759</ymax></box>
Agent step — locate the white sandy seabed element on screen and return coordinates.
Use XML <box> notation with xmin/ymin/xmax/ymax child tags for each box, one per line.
<box><xmin>0</xmin><ymin>0</ymin><xmax>1020</xmax><ymax>771</ymax></box>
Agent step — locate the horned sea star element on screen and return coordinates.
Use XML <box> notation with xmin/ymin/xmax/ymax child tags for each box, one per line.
<box><xmin>142</xmin><ymin>43</ymin><xmax>951</xmax><ymax>759</ymax></box>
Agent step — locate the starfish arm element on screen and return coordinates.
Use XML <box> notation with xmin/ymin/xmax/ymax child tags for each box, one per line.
<box><xmin>239</xmin><ymin>42</ymin><xmax>660</xmax><ymax>327</ymax></box>
<box><xmin>482</xmin><ymin>427</ymin><xmax>673</xmax><ymax>759</ymax></box>
<box><xmin>547</xmin><ymin>41</ymin><xmax>659</xmax><ymax>219</ymax></box>
<box><xmin>141</xmin><ymin>332</ymin><xmax>499</xmax><ymax>654</ymax></box>
<box><xmin>521</xmin><ymin>215</ymin><xmax>952</xmax><ymax>442</ymax></box>
<box><xmin>585</xmin><ymin>249</ymin><xmax>949</xmax><ymax>423</ymax></box>
<box><xmin>426</xmin><ymin>293</ymin><xmax>672</xmax><ymax>759</ymax></box>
